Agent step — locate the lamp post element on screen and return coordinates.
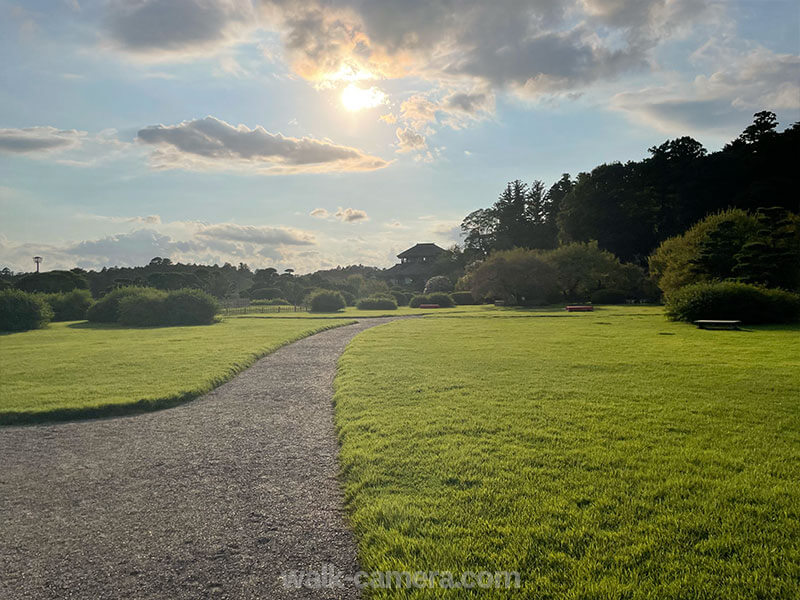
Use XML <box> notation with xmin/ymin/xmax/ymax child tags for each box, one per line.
<box><xmin>33</xmin><ymin>256</ymin><xmax>42</xmax><ymax>273</ymax></box>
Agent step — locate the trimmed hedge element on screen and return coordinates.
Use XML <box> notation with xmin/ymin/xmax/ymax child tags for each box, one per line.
<box><xmin>451</xmin><ymin>291</ymin><xmax>476</xmax><ymax>305</ymax></box>
<box><xmin>249</xmin><ymin>286</ymin><xmax>283</xmax><ymax>300</ymax></box>
<box><xmin>309</xmin><ymin>290</ymin><xmax>346</xmax><ymax>312</ymax></box>
<box><xmin>87</xmin><ymin>287</ymin><xmax>150</xmax><ymax>323</ymax></box>
<box><xmin>89</xmin><ymin>287</ymin><xmax>219</xmax><ymax>326</ymax></box>
<box><xmin>41</xmin><ymin>289</ymin><xmax>94</xmax><ymax>321</ymax></box>
<box><xmin>0</xmin><ymin>289</ymin><xmax>53</xmax><ymax>331</ymax></box>
<box><xmin>409</xmin><ymin>293</ymin><xmax>455</xmax><ymax>308</ymax></box>
<box><xmin>118</xmin><ymin>289</ymin><xmax>168</xmax><ymax>326</ymax></box>
<box><xmin>357</xmin><ymin>296</ymin><xmax>398</xmax><ymax>310</ymax></box>
<box><xmin>427</xmin><ymin>292</ymin><xmax>455</xmax><ymax>308</ymax></box>
<box><xmin>390</xmin><ymin>290</ymin><xmax>410</xmax><ymax>306</ymax></box>
<box><xmin>252</xmin><ymin>298</ymin><xmax>291</xmax><ymax>306</ymax></box>
<box><xmin>164</xmin><ymin>289</ymin><xmax>219</xmax><ymax>325</ymax></box>
<box><xmin>590</xmin><ymin>288</ymin><xmax>628</xmax><ymax>305</ymax></box>
<box><xmin>665</xmin><ymin>281</ymin><xmax>800</xmax><ymax>324</ymax></box>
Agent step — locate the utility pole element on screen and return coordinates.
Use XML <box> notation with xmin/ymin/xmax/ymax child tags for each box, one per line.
<box><xmin>33</xmin><ymin>256</ymin><xmax>42</xmax><ymax>273</ymax></box>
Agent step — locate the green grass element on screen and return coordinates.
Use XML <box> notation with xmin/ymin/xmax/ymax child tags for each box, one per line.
<box><xmin>334</xmin><ymin>307</ymin><xmax>800</xmax><ymax>598</ymax></box>
<box><xmin>0</xmin><ymin>316</ymin><xmax>354</xmax><ymax>425</ymax></box>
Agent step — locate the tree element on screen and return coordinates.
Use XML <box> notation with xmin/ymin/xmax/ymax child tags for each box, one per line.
<box><xmin>733</xmin><ymin>207</ymin><xmax>800</xmax><ymax>290</ymax></box>
<box><xmin>543</xmin><ymin>241</ymin><xmax>629</xmax><ymax>301</ymax></box>
<box><xmin>471</xmin><ymin>248</ymin><xmax>560</xmax><ymax>305</ymax></box>
<box><xmin>423</xmin><ymin>275</ymin><xmax>453</xmax><ymax>294</ymax></box>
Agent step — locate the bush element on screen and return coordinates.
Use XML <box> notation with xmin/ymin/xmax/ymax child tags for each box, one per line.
<box><xmin>391</xmin><ymin>290</ymin><xmax>410</xmax><ymax>306</ymax></box>
<box><xmin>409</xmin><ymin>294</ymin><xmax>428</xmax><ymax>308</ymax></box>
<box><xmin>42</xmin><ymin>289</ymin><xmax>94</xmax><ymax>321</ymax></box>
<box><xmin>252</xmin><ymin>298</ymin><xmax>291</xmax><ymax>306</ymax></box>
<box><xmin>164</xmin><ymin>289</ymin><xmax>219</xmax><ymax>325</ymax></box>
<box><xmin>427</xmin><ymin>292</ymin><xmax>455</xmax><ymax>308</ymax></box>
<box><xmin>451</xmin><ymin>291</ymin><xmax>476</xmax><ymax>305</ymax></box>
<box><xmin>87</xmin><ymin>287</ymin><xmax>152</xmax><ymax>323</ymax></box>
<box><xmin>341</xmin><ymin>291</ymin><xmax>356</xmax><ymax>306</ymax></box>
<box><xmin>424</xmin><ymin>275</ymin><xmax>453</xmax><ymax>294</ymax></box>
<box><xmin>0</xmin><ymin>289</ymin><xmax>53</xmax><ymax>331</ymax></box>
<box><xmin>309</xmin><ymin>290</ymin><xmax>346</xmax><ymax>312</ymax></box>
<box><xmin>665</xmin><ymin>282</ymin><xmax>800</xmax><ymax>324</ymax></box>
<box><xmin>357</xmin><ymin>296</ymin><xmax>398</xmax><ymax>310</ymax></box>
<box><xmin>590</xmin><ymin>288</ymin><xmax>628</xmax><ymax>304</ymax></box>
<box><xmin>118</xmin><ymin>289</ymin><xmax>169</xmax><ymax>326</ymax></box>
<box><xmin>249</xmin><ymin>287</ymin><xmax>283</xmax><ymax>300</ymax></box>
<box><xmin>471</xmin><ymin>248</ymin><xmax>561</xmax><ymax>306</ymax></box>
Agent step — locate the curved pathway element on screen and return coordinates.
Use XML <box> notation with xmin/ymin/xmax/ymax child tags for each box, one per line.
<box><xmin>0</xmin><ymin>318</ymin><xmax>399</xmax><ymax>600</ymax></box>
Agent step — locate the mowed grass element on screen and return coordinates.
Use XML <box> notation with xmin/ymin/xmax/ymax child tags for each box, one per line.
<box><xmin>334</xmin><ymin>308</ymin><xmax>800</xmax><ymax>598</ymax></box>
<box><xmin>0</xmin><ymin>316</ymin><xmax>354</xmax><ymax>425</ymax></box>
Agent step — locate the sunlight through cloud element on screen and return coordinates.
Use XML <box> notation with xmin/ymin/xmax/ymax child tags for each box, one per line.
<box><xmin>341</xmin><ymin>85</ymin><xmax>387</xmax><ymax>112</ymax></box>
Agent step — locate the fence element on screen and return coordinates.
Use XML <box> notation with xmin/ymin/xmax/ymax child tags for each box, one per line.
<box><xmin>221</xmin><ymin>299</ymin><xmax>307</xmax><ymax>316</ymax></box>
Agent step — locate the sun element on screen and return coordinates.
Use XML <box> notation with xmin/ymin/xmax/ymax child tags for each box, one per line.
<box><xmin>341</xmin><ymin>84</ymin><xmax>387</xmax><ymax>111</ymax></box>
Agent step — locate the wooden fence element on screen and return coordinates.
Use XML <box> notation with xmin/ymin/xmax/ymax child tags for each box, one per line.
<box><xmin>220</xmin><ymin>300</ymin><xmax>307</xmax><ymax>316</ymax></box>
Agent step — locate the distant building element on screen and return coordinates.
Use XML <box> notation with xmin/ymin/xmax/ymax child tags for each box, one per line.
<box><xmin>384</xmin><ymin>243</ymin><xmax>445</xmax><ymax>288</ymax></box>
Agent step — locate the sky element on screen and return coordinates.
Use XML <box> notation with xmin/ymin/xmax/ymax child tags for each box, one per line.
<box><xmin>1</xmin><ymin>0</ymin><xmax>798</xmax><ymax>274</ymax></box>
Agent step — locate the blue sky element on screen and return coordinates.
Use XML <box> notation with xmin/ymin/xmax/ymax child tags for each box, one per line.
<box><xmin>1</xmin><ymin>0</ymin><xmax>798</xmax><ymax>273</ymax></box>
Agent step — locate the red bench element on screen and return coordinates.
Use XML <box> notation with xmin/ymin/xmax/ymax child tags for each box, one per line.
<box><xmin>565</xmin><ymin>305</ymin><xmax>593</xmax><ymax>312</ymax></box>
<box><xmin>418</xmin><ymin>304</ymin><xmax>441</xmax><ymax>309</ymax></box>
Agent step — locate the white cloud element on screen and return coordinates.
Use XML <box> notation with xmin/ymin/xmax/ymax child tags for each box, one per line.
<box><xmin>310</xmin><ymin>207</ymin><xmax>329</xmax><ymax>218</ymax></box>
<box><xmin>196</xmin><ymin>223</ymin><xmax>316</xmax><ymax>245</ymax></box>
<box><xmin>136</xmin><ymin>115</ymin><xmax>389</xmax><ymax>174</ymax></box>
<box><xmin>334</xmin><ymin>207</ymin><xmax>369</xmax><ymax>223</ymax></box>
<box><xmin>395</xmin><ymin>127</ymin><xmax>427</xmax><ymax>153</ymax></box>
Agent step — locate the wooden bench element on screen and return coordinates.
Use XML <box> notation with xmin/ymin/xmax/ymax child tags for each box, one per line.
<box><xmin>566</xmin><ymin>305</ymin><xmax>593</xmax><ymax>312</ymax></box>
<box><xmin>418</xmin><ymin>303</ymin><xmax>441</xmax><ymax>309</ymax></box>
<box><xmin>694</xmin><ymin>320</ymin><xmax>741</xmax><ymax>330</ymax></box>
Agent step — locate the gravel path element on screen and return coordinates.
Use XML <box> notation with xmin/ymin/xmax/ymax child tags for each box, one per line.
<box><xmin>0</xmin><ymin>318</ymin><xmax>399</xmax><ymax>600</ymax></box>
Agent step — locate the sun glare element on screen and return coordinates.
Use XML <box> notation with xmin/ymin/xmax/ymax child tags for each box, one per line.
<box><xmin>341</xmin><ymin>84</ymin><xmax>387</xmax><ymax>111</ymax></box>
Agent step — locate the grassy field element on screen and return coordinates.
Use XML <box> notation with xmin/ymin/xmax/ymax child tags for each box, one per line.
<box><xmin>334</xmin><ymin>308</ymin><xmax>800</xmax><ymax>598</ymax></box>
<box><xmin>0</xmin><ymin>316</ymin><xmax>354</xmax><ymax>425</ymax></box>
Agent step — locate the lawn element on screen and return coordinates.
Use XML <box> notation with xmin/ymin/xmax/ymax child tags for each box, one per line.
<box><xmin>334</xmin><ymin>307</ymin><xmax>800</xmax><ymax>598</ymax></box>
<box><xmin>0</xmin><ymin>316</ymin><xmax>354</xmax><ymax>425</ymax></box>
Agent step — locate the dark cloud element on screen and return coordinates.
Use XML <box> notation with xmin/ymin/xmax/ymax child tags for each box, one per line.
<box><xmin>107</xmin><ymin>0</ymin><xmax>255</xmax><ymax>55</ymax></box>
<box><xmin>0</xmin><ymin>127</ymin><xmax>84</xmax><ymax>154</ymax></box>
<box><xmin>136</xmin><ymin>116</ymin><xmax>389</xmax><ymax>173</ymax></box>
<box><xmin>394</xmin><ymin>127</ymin><xmax>426</xmax><ymax>153</ymax></box>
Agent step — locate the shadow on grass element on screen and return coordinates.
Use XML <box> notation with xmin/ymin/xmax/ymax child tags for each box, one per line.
<box><xmin>66</xmin><ymin>320</ymin><xmax>220</xmax><ymax>330</ymax></box>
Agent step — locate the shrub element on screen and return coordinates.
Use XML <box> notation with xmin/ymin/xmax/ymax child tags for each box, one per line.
<box><xmin>590</xmin><ymin>288</ymin><xmax>628</xmax><ymax>305</ymax></box>
<box><xmin>0</xmin><ymin>289</ymin><xmax>53</xmax><ymax>331</ymax></box>
<box><xmin>252</xmin><ymin>298</ymin><xmax>291</xmax><ymax>306</ymax></box>
<box><xmin>118</xmin><ymin>289</ymin><xmax>169</xmax><ymax>326</ymax></box>
<box><xmin>164</xmin><ymin>289</ymin><xmax>219</xmax><ymax>325</ymax></box>
<box><xmin>87</xmin><ymin>287</ymin><xmax>153</xmax><ymax>323</ymax></box>
<box><xmin>665</xmin><ymin>282</ymin><xmax>800</xmax><ymax>324</ymax></box>
<box><xmin>309</xmin><ymin>290</ymin><xmax>346</xmax><ymax>312</ymax></box>
<box><xmin>426</xmin><ymin>292</ymin><xmax>455</xmax><ymax>308</ymax></box>
<box><xmin>471</xmin><ymin>248</ymin><xmax>561</xmax><ymax>306</ymax></box>
<box><xmin>451</xmin><ymin>291</ymin><xmax>476</xmax><ymax>305</ymax></box>
<box><xmin>357</xmin><ymin>296</ymin><xmax>398</xmax><ymax>310</ymax></box>
<box><xmin>424</xmin><ymin>275</ymin><xmax>453</xmax><ymax>294</ymax></box>
<box><xmin>249</xmin><ymin>286</ymin><xmax>283</xmax><ymax>300</ymax></box>
<box><xmin>341</xmin><ymin>290</ymin><xmax>356</xmax><ymax>306</ymax></box>
<box><xmin>391</xmin><ymin>290</ymin><xmax>410</xmax><ymax>306</ymax></box>
<box><xmin>42</xmin><ymin>289</ymin><xmax>94</xmax><ymax>321</ymax></box>
<box><xmin>409</xmin><ymin>294</ymin><xmax>429</xmax><ymax>308</ymax></box>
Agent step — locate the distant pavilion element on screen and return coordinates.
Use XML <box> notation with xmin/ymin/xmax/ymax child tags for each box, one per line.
<box><xmin>384</xmin><ymin>243</ymin><xmax>445</xmax><ymax>288</ymax></box>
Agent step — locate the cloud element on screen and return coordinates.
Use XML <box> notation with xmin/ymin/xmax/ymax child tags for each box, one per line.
<box><xmin>0</xmin><ymin>127</ymin><xmax>85</xmax><ymax>154</ymax></box>
<box><xmin>106</xmin><ymin>0</ymin><xmax>256</xmax><ymax>58</ymax></box>
<box><xmin>196</xmin><ymin>223</ymin><xmax>316</xmax><ymax>245</ymax></box>
<box><xmin>136</xmin><ymin>116</ymin><xmax>389</xmax><ymax>174</ymax></box>
<box><xmin>613</xmin><ymin>44</ymin><xmax>800</xmax><ymax>135</ymax></box>
<box><xmin>310</xmin><ymin>207</ymin><xmax>329</xmax><ymax>218</ymax></box>
<box><xmin>395</xmin><ymin>127</ymin><xmax>427</xmax><ymax>153</ymax></box>
<box><xmin>335</xmin><ymin>207</ymin><xmax>369</xmax><ymax>223</ymax></box>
